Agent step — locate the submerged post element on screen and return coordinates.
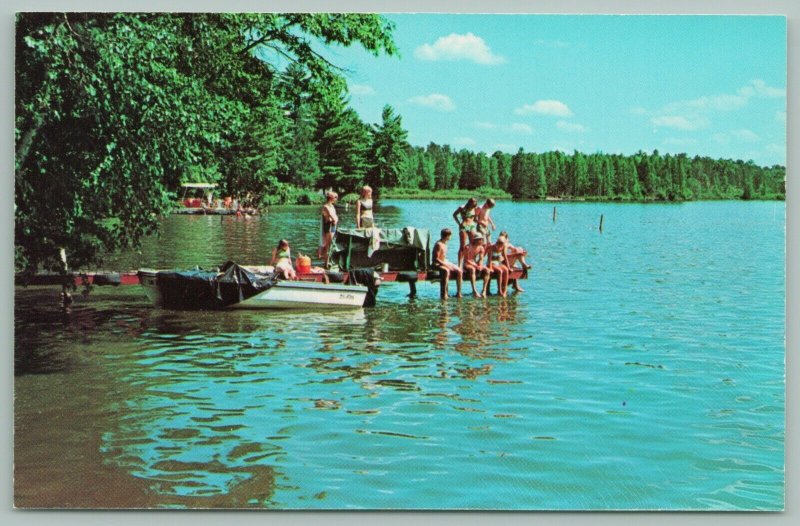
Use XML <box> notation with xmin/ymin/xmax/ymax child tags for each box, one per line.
<box><xmin>553</xmin><ymin>206</ymin><xmax>557</xmax><ymax>223</ymax></box>
<box><xmin>599</xmin><ymin>214</ymin><xmax>604</xmax><ymax>233</ymax></box>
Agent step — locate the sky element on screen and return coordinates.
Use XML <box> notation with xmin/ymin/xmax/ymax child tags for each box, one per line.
<box><xmin>323</xmin><ymin>14</ymin><xmax>786</xmax><ymax>167</ymax></box>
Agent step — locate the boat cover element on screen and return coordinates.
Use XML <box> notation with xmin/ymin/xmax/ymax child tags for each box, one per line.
<box><xmin>330</xmin><ymin>227</ymin><xmax>431</xmax><ymax>271</ymax></box>
<box><xmin>155</xmin><ymin>261</ymin><xmax>277</xmax><ymax>310</ymax></box>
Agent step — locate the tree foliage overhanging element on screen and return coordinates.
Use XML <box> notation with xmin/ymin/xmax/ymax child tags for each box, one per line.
<box><xmin>15</xmin><ymin>13</ymin><xmax>785</xmax><ymax>274</ymax></box>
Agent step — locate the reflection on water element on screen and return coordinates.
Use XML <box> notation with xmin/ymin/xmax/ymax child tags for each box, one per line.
<box><xmin>15</xmin><ymin>200</ymin><xmax>785</xmax><ymax>510</ymax></box>
<box><xmin>90</xmin><ymin>295</ymin><xmax>526</xmax><ymax>507</ymax></box>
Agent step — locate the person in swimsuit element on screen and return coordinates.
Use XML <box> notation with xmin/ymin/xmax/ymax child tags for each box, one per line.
<box><xmin>487</xmin><ymin>237</ymin><xmax>510</xmax><ymax>297</ymax></box>
<box><xmin>356</xmin><ymin>185</ymin><xmax>375</xmax><ymax>229</ymax></box>
<box><xmin>271</xmin><ymin>239</ymin><xmax>297</xmax><ymax>280</ymax></box>
<box><xmin>319</xmin><ymin>191</ymin><xmax>339</xmax><ymax>266</ymax></box>
<box><xmin>475</xmin><ymin>198</ymin><xmax>497</xmax><ymax>243</ymax></box>
<box><xmin>462</xmin><ymin>233</ymin><xmax>491</xmax><ymax>297</ymax></box>
<box><xmin>452</xmin><ymin>197</ymin><xmax>478</xmax><ymax>266</ymax></box>
<box><xmin>498</xmin><ymin>231</ymin><xmax>532</xmax><ymax>292</ymax></box>
<box><xmin>432</xmin><ymin>228</ymin><xmax>463</xmax><ymax>299</ymax></box>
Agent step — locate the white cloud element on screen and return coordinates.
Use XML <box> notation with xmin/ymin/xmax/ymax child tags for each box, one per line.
<box><xmin>732</xmin><ymin>129</ymin><xmax>760</xmax><ymax>142</ymax></box>
<box><xmin>664</xmin><ymin>93</ymin><xmax>748</xmax><ymax>114</ymax></box>
<box><xmin>349</xmin><ymin>84</ymin><xmax>375</xmax><ymax>96</ymax></box>
<box><xmin>514</xmin><ymin>100</ymin><xmax>573</xmax><ymax>117</ymax></box>
<box><xmin>556</xmin><ymin>120</ymin><xmax>587</xmax><ymax>133</ymax></box>
<box><xmin>408</xmin><ymin>93</ymin><xmax>456</xmax><ymax>112</ymax></box>
<box><xmin>414</xmin><ymin>33</ymin><xmax>506</xmax><ymax>65</ymax></box>
<box><xmin>453</xmin><ymin>136</ymin><xmax>477</xmax><ymax>146</ymax></box>
<box><xmin>738</xmin><ymin>79</ymin><xmax>786</xmax><ymax>99</ymax></box>
<box><xmin>509</xmin><ymin>123</ymin><xmax>533</xmax><ymax>135</ymax></box>
<box><xmin>637</xmin><ymin>80</ymin><xmax>786</xmax><ymax>134</ymax></box>
<box><xmin>651</xmin><ymin>115</ymin><xmax>709</xmax><ymax>131</ymax></box>
<box><xmin>474</xmin><ymin>121</ymin><xmax>498</xmax><ymax>129</ymax></box>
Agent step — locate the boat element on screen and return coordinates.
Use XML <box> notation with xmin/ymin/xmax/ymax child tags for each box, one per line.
<box><xmin>174</xmin><ymin>183</ymin><xmax>258</xmax><ymax>216</ymax></box>
<box><xmin>330</xmin><ymin>227</ymin><xmax>431</xmax><ymax>272</ymax></box>
<box><xmin>137</xmin><ymin>262</ymin><xmax>379</xmax><ymax>310</ymax></box>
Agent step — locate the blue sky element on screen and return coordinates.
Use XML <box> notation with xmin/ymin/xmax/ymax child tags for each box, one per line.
<box><xmin>324</xmin><ymin>14</ymin><xmax>786</xmax><ymax>167</ymax></box>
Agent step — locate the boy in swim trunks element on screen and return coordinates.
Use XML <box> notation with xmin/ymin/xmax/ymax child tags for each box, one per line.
<box><xmin>432</xmin><ymin>228</ymin><xmax>463</xmax><ymax>299</ymax></box>
<box><xmin>475</xmin><ymin>198</ymin><xmax>496</xmax><ymax>243</ymax></box>
<box><xmin>462</xmin><ymin>233</ymin><xmax>491</xmax><ymax>297</ymax></box>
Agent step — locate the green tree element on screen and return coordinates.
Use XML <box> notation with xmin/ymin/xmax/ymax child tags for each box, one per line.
<box><xmin>368</xmin><ymin>104</ymin><xmax>409</xmax><ymax>191</ymax></box>
<box><xmin>283</xmin><ymin>103</ymin><xmax>322</xmax><ymax>188</ymax></box>
<box><xmin>315</xmin><ymin>99</ymin><xmax>372</xmax><ymax>193</ymax></box>
<box><xmin>15</xmin><ymin>12</ymin><xmax>397</xmax><ymax>274</ymax></box>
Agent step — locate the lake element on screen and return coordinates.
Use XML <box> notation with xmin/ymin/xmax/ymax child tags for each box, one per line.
<box><xmin>14</xmin><ymin>200</ymin><xmax>785</xmax><ymax>510</ymax></box>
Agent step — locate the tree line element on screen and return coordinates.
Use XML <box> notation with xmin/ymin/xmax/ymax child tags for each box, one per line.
<box><xmin>389</xmin><ymin>146</ymin><xmax>785</xmax><ymax>202</ymax></box>
<box><xmin>15</xmin><ymin>13</ymin><xmax>784</xmax><ymax>275</ymax></box>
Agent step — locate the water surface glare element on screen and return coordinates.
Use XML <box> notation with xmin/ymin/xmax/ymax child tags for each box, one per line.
<box><xmin>14</xmin><ymin>200</ymin><xmax>785</xmax><ymax>509</ymax></box>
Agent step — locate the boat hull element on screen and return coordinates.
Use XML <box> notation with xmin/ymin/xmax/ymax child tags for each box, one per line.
<box><xmin>232</xmin><ymin>281</ymin><xmax>367</xmax><ymax>309</ymax></box>
<box><xmin>138</xmin><ymin>270</ymin><xmax>368</xmax><ymax>310</ymax></box>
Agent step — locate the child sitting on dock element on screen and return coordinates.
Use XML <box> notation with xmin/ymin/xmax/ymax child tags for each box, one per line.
<box><xmin>498</xmin><ymin>231</ymin><xmax>531</xmax><ymax>292</ymax></box>
<box><xmin>271</xmin><ymin>239</ymin><xmax>297</xmax><ymax>280</ymax></box>
<box><xmin>462</xmin><ymin>233</ymin><xmax>491</xmax><ymax>297</ymax></box>
<box><xmin>487</xmin><ymin>237</ymin><xmax>510</xmax><ymax>297</ymax></box>
<box><xmin>432</xmin><ymin>228</ymin><xmax>463</xmax><ymax>299</ymax></box>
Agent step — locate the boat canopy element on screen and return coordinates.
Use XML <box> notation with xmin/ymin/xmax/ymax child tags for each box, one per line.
<box><xmin>331</xmin><ymin>227</ymin><xmax>431</xmax><ymax>272</ymax></box>
<box><xmin>154</xmin><ymin>262</ymin><xmax>277</xmax><ymax>310</ymax></box>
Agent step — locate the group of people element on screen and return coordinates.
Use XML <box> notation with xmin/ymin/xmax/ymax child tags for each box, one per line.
<box><xmin>316</xmin><ymin>185</ymin><xmax>376</xmax><ymax>267</ymax></box>
<box><xmin>271</xmin><ymin>190</ymin><xmax>531</xmax><ymax>299</ymax></box>
<box><xmin>272</xmin><ymin>186</ymin><xmax>374</xmax><ymax>278</ymax></box>
<box><xmin>432</xmin><ymin>197</ymin><xmax>531</xmax><ymax>299</ymax></box>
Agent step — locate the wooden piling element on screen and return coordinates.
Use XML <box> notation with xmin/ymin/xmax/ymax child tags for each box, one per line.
<box><xmin>599</xmin><ymin>214</ymin><xmax>604</xmax><ymax>233</ymax></box>
<box><xmin>553</xmin><ymin>206</ymin><xmax>557</xmax><ymax>223</ymax></box>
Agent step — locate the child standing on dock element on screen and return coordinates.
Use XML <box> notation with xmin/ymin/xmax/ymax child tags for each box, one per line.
<box><xmin>356</xmin><ymin>185</ymin><xmax>375</xmax><ymax>228</ymax></box>
<box><xmin>432</xmin><ymin>228</ymin><xmax>463</xmax><ymax>299</ymax></box>
<box><xmin>452</xmin><ymin>197</ymin><xmax>478</xmax><ymax>266</ymax></box>
<box><xmin>319</xmin><ymin>191</ymin><xmax>339</xmax><ymax>267</ymax></box>
<box><xmin>475</xmin><ymin>198</ymin><xmax>497</xmax><ymax>243</ymax></box>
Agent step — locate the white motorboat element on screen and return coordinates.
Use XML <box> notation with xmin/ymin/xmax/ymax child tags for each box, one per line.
<box><xmin>138</xmin><ymin>264</ymin><xmax>376</xmax><ymax>310</ymax></box>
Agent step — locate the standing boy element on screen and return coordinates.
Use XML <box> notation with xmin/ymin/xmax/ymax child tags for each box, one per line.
<box><xmin>475</xmin><ymin>198</ymin><xmax>497</xmax><ymax>243</ymax></box>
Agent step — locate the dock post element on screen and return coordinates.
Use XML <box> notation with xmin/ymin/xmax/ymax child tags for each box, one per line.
<box><xmin>553</xmin><ymin>206</ymin><xmax>557</xmax><ymax>223</ymax></box>
<box><xmin>599</xmin><ymin>214</ymin><xmax>604</xmax><ymax>233</ymax></box>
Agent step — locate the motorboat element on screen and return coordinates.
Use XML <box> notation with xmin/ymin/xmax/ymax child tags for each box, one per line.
<box><xmin>138</xmin><ymin>262</ymin><xmax>378</xmax><ymax>310</ymax></box>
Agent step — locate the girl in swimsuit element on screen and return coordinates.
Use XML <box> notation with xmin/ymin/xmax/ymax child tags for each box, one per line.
<box><xmin>452</xmin><ymin>197</ymin><xmax>478</xmax><ymax>266</ymax></box>
<box><xmin>487</xmin><ymin>238</ymin><xmax>510</xmax><ymax>297</ymax></box>
<box><xmin>356</xmin><ymin>185</ymin><xmax>375</xmax><ymax>228</ymax></box>
<box><xmin>271</xmin><ymin>239</ymin><xmax>297</xmax><ymax>280</ymax></box>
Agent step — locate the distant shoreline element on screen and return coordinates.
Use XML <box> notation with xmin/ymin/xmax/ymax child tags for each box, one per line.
<box><xmin>377</xmin><ymin>191</ymin><xmax>785</xmax><ymax>203</ymax></box>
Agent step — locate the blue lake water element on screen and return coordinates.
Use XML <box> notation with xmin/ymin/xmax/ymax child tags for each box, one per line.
<box><xmin>14</xmin><ymin>200</ymin><xmax>785</xmax><ymax>509</ymax></box>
